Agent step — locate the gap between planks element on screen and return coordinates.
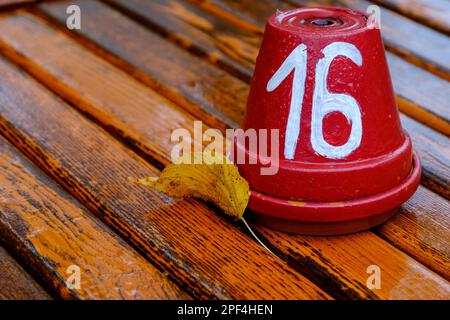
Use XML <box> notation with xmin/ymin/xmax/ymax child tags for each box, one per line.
<box><xmin>0</xmin><ymin>0</ymin><xmax>35</xmax><ymax>11</ymax></box>
<box><xmin>100</xmin><ymin>0</ymin><xmax>450</xmax><ymax>136</ymax></box>
<box><xmin>33</xmin><ymin>0</ymin><xmax>449</xmax><ymax>199</ymax></box>
<box><xmin>0</xmin><ymin>10</ymin><xmax>446</xmax><ymax>298</ymax></box>
<box><xmin>0</xmin><ymin>245</ymin><xmax>51</xmax><ymax>300</ymax></box>
<box><xmin>0</xmin><ymin>55</ymin><xmax>331</xmax><ymax>300</ymax></box>
<box><xmin>0</xmin><ymin>135</ymin><xmax>189</xmax><ymax>300</ymax></box>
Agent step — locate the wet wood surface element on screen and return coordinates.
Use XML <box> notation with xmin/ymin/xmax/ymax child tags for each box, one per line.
<box><xmin>0</xmin><ymin>0</ymin><xmax>34</xmax><ymax>9</ymax></box>
<box><xmin>0</xmin><ymin>51</ymin><xmax>328</xmax><ymax>300</ymax></box>
<box><xmin>0</xmin><ymin>134</ymin><xmax>188</xmax><ymax>300</ymax></box>
<box><xmin>0</xmin><ymin>9</ymin><xmax>448</xmax><ymax>299</ymax></box>
<box><xmin>372</xmin><ymin>0</ymin><xmax>450</xmax><ymax>35</ymax></box>
<box><xmin>36</xmin><ymin>0</ymin><xmax>450</xmax><ymax>197</ymax></box>
<box><xmin>194</xmin><ymin>0</ymin><xmax>450</xmax><ymax>80</ymax></box>
<box><xmin>157</xmin><ymin>0</ymin><xmax>450</xmax><ymax>135</ymax></box>
<box><xmin>0</xmin><ymin>0</ymin><xmax>448</xmax><ymax>300</ymax></box>
<box><xmin>0</xmin><ymin>245</ymin><xmax>50</xmax><ymax>300</ymax></box>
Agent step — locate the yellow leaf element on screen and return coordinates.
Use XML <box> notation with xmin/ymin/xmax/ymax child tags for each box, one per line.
<box><xmin>132</xmin><ymin>153</ymin><xmax>250</xmax><ymax>220</ymax></box>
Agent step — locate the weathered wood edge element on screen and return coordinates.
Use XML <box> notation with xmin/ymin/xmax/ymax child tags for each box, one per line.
<box><xmin>0</xmin><ymin>245</ymin><xmax>51</xmax><ymax>300</ymax></box>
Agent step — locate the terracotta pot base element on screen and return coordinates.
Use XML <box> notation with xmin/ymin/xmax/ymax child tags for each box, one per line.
<box><xmin>252</xmin><ymin>209</ymin><xmax>397</xmax><ymax>236</ymax></box>
<box><xmin>247</xmin><ymin>153</ymin><xmax>421</xmax><ymax>235</ymax></box>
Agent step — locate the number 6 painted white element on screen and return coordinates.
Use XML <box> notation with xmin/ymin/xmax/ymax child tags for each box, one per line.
<box><xmin>311</xmin><ymin>42</ymin><xmax>363</xmax><ymax>159</ymax></box>
<box><xmin>267</xmin><ymin>44</ymin><xmax>307</xmax><ymax>160</ymax></box>
<box><xmin>267</xmin><ymin>42</ymin><xmax>363</xmax><ymax>160</ymax></box>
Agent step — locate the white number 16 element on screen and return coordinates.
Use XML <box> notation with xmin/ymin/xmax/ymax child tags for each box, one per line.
<box><xmin>267</xmin><ymin>42</ymin><xmax>363</xmax><ymax>160</ymax></box>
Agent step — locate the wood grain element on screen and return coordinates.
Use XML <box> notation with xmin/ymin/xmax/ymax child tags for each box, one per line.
<box><xmin>187</xmin><ymin>0</ymin><xmax>290</xmax><ymax>32</ymax></box>
<box><xmin>0</xmin><ymin>245</ymin><xmax>50</xmax><ymax>300</ymax></box>
<box><xmin>0</xmin><ymin>11</ymin><xmax>448</xmax><ymax>298</ymax></box>
<box><xmin>102</xmin><ymin>0</ymin><xmax>449</xmax><ymax>135</ymax></box>
<box><xmin>103</xmin><ymin>0</ymin><xmax>256</xmax><ymax>85</ymax></box>
<box><xmin>0</xmin><ymin>12</ymin><xmax>200</xmax><ymax>167</ymax></box>
<box><xmin>33</xmin><ymin>1</ymin><xmax>450</xmax><ymax>197</ymax></box>
<box><xmin>388</xmin><ymin>54</ymin><xmax>450</xmax><ymax>135</ymax></box>
<box><xmin>256</xmin><ymin>219</ymin><xmax>449</xmax><ymax>299</ymax></box>
<box><xmin>105</xmin><ymin>0</ymin><xmax>256</xmax><ymax>82</ymax></box>
<box><xmin>400</xmin><ymin>115</ymin><xmax>450</xmax><ymax>199</ymax></box>
<box><xmin>0</xmin><ymin>0</ymin><xmax>34</xmax><ymax>10</ymax></box>
<box><xmin>376</xmin><ymin>186</ymin><xmax>450</xmax><ymax>280</ymax></box>
<box><xmin>0</xmin><ymin>53</ymin><xmax>328</xmax><ymax>300</ymax></box>
<box><xmin>39</xmin><ymin>0</ymin><xmax>247</xmax><ymax>130</ymax></box>
<box><xmin>0</xmin><ymin>136</ymin><xmax>188</xmax><ymax>300</ymax></box>
<box><xmin>372</xmin><ymin>0</ymin><xmax>450</xmax><ymax>35</ymax></box>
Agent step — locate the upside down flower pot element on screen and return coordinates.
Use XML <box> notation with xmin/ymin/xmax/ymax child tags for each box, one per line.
<box><xmin>237</xmin><ymin>7</ymin><xmax>421</xmax><ymax>235</ymax></box>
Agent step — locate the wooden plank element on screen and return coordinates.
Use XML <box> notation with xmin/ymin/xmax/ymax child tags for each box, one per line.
<box><xmin>0</xmin><ymin>0</ymin><xmax>34</xmax><ymax>9</ymax></box>
<box><xmin>372</xmin><ymin>0</ymin><xmax>450</xmax><ymax>35</ymax></box>
<box><xmin>188</xmin><ymin>0</ymin><xmax>289</xmax><ymax>32</ymax></box>
<box><xmin>104</xmin><ymin>0</ymin><xmax>256</xmax><ymax>85</ymax></box>
<box><xmin>0</xmin><ymin>137</ymin><xmax>188</xmax><ymax>300</ymax></box>
<box><xmin>376</xmin><ymin>186</ymin><xmax>450</xmax><ymax>280</ymax></box>
<box><xmin>400</xmin><ymin>115</ymin><xmax>450</xmax><ymax>199</ymax></box>
<box><xmin>0</xmin><ymin>15</ymin><xmax>200</xmax><ymax>167</ymax></box>
<box><xmin>38</xmin><ymin>0</ymin><xmax>247</xmax><ymax>131</ymax></box>
<box><xmin>0</xmin><ymin>11</ymin><xmax>448</xmax><ymax>298</ymax></box>
<box><xmin>255</xmin><ymin>214</ymin><xmax>449</xmax><ymax>299</ymax></box>
<box><xmin>104</xmin><ymin>0</ymin><xmax>256</xmax><ymax>82</ymax></box>
<box><xmin>0</xmin><ymin>51</ymin><xmax>328</xmax><ymax>300</ymax></box>
<box><xmin>0</xmin><ymin>245</ymin><xmax>50</xmax><ymax>300</ymax></box>
<box><xmin>289</xmin><ymin>0</ymin><xmax>450</xmax><ymax>80</ymax></box>
<box><xmin>36</xmin><ymin>0</ymin><xmax>450</xmax><ymax>197</ymax></box>
<box><xmin>105</xmin><ymin>0</ymin><xmax>450</xmax><ymax>136</ymax></box>
<box><xmin>388</xmin><ymin>54</ymin><xmax>450</xmax><ymax>135</ymax></box>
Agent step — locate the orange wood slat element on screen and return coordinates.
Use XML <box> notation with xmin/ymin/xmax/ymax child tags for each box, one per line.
<box><xmin>103</xmin><ymin>0</ymin><xmax>450</xmax><ymax>135</ymax></box>
<box><xmin>36</xmin><ymin>0</ymin><xmax>450</xmax><ymax>198</ymax></box>
<box><xmin>0</xmin><ymin>0</ymin><xmax>34</xmax><ymax>8</ymax></box>
<box><xmin>0</xmin><ymin>245</ymin><xmax>50</xmax><ymax>300</ymax></box>
<box><xmin>0</xmin><ymin>136</ymin><xmax>188</xmax><ymax>299</ymax></box>
<box><xmin>0</xmin><ymin>9</ymin><xmax>448</xmax><ymax>298</ymax></box>
<box><xmin>0</xmin><ymin>52</ymin><xmax>328</xmax><ymax>299</ymax></box>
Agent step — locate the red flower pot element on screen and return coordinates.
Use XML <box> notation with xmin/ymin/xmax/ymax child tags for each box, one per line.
<box><xmin>237</xmin><ymin>7</ymin><xmax>421</xmax><ymax>235</ymax></box>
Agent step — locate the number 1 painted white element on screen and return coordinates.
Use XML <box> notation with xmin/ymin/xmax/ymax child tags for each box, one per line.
<box><xmin>267</xmin><ymin>44</ymin><xmax>307</xmax><ymax>160</ymax></box>
<box><xmin>267</xmin><ymin>42</ymin><xmax>363</xmax><ymax>160</ymax></box>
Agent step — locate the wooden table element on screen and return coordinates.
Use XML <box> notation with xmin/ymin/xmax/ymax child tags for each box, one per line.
<box><xmin>0</xmin><ymin>0</ymin><xmax>448</xmax><ymax>300</ymax></box>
